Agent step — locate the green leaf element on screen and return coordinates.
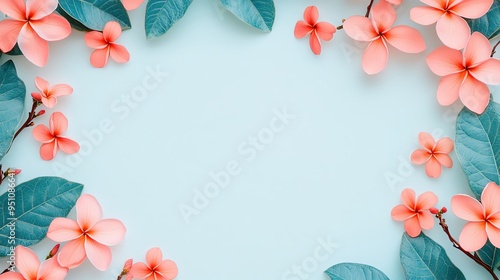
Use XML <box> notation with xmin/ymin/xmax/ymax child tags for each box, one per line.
<box><xmin>0</xmin><ymin>60</ymin><xmax>26</xmax><ymax>162</ymax></box>
<box><xmin>145</xmin><ymin>0</ymin><xmax>193</xmax><ymax>40</ymax></box>
<box><xmin>477</xmin><ymin>240</ymin><xmax>500</xmax><ymax>270</ymax></box>
<box><xmin>455</xmin><ymin>100</ymin><xmax>500</xmax><ymax>199</ymax></box>
<box><xmin>400</xmin><ymin>233</ymin><xmax>466</xmax><ymax>280</ymax></box>
<box><xmin>325</xmin><ymin>263</ymin><xmax>389</xmax><ymax>280</ymax></box>
<box><xmin>219</xmin><ymin>0</ymin><xmax>275</xmax><ymax>32</ymax></box>
<box><xmin>58</xmin><ymin>0</ymin><xmax>131</xmax><ymax>31</ymax></box>
<box><xmin>467</xmin><ymin>0</ymin><xmax>500</xmax><ymax>40</ymax></box>
<box><xmin>0</xmin><ymin>177</ymin><xmax>83</xmax><ymax>256</ymax></box>
<box><xmin>4</xmin><ymin>44</ymin><xmax>23</xmax><ymax>56</ymax></box>
<box><xmin>56</xmin><ymin>5</ymin><xmax>92</xmax><ymax>32</ymax></box>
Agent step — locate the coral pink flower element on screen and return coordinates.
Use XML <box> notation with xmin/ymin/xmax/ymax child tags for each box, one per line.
<box><xmin>0</xmin><ymin>245</ymin><xmax>68</xmax><ymax>280</ymax></box>
<box><xmin>294</xmin><ymin>6</ymin><xmax>336</xmax><ymax>55</ymax></box>
<box><xmin>130</xmin><ymin>247</ymin><xmax>178</xmax><ymax>280</ymax></box>
<box><xmin>451</xmin><ymin>182</ymin><xmax>500</xmax><ymax>251</ymax></box>
<box><xmin>47</xmin><ymin>194</ymin><xmax>126</xmax><ymax>271</ymax></box>
<box><xmin>31</xmin><ymin>77</ymin><xmax>73</xmax><ymax>108</ymax></box>
<box><xmin>32</xmin><ymin>112</ymin><xmax>80</xmax><ymax>161</ymax></box>
<box><xmin>411</xmin><ymin>132</ymin><xmax>454</xmax><ymax>178</ymax></box>
<box><xmin>391</xmin><ymin>188</ymin><xmax>438</xmax><ymax>237</ymax></box>
<box><xmin>121</xmin><ymin>259</ymin><xmax>134</xmax><ymax>280</ymax></box>
<box><xmin>84</xmin><ymin>21</ymin><xmax>130</xmax><ymax>68</ymax></box>
<box><xmin>343</xmin><ymin>1</ymin><xmax>426</xmax><ymax>74</ymax></box>
<box><xmin>0</xmin><ymin>0</ymin><xmax>71</xmax><ymax>67</ymax></box>
<box><xmin>122</xmin><ymin>0</ymin><xmax>144</xmax><ymax>11</ymax></box>
<box><xmin>426</xmin><ymin>32</ymin><xmax>500</xmax><ymax>114</ymax></box>
<box><xmin>411</xmin><ymin>0</ymin><xmax>493</xmax><ymax>49</ymax></box>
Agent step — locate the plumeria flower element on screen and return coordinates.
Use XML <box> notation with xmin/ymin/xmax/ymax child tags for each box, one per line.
<box><xmin>0</xmin><ymin>245</ymin><xmax>68</xmax><ymax>280</ymax></box>
<box><xmin>410</xmin><ymin>132</ymin><xmax>454</xmax><ymax>178</ymax></box>
<box><xmin>84</xmin><ymin>21</ymin><xmax>130</xmax><ymax>68</ymax></box>
<box><xmin>451</xmin><ymin>182</ymin><xmax>500</xmax><ymax>252</ymax></box>
<box><xmin>343</xmin><ymin>1</ymin><xmax>426</xmax><ymax>74</ymax></box>
<box><xmin>391</xmin><ymin>188</ymin><xmax>438</xmax><ymax>237</ymax></box>
<box><xmin>32</xmin><ymin>112</ymin><xmax>80</xmax><ymax>161</ymax></box>
<box><xmin>119</xmin><ymin>259</ymin><xmax>134</xmax><ymax>280</ymax></box>
<box><xmin>31</xmin><ymin>77</ymin><xmax>73</xmax><ymax>108</ymax></box>
<box><xmin>122</xmin><ymin>0</ymin><xmax>144</xmax><ymax>11</ymax></box>
<box><xmin>0</xmin><ymin>0</ymin><xmax>71</xmax><ymax>67</ymax></box>
<box><xmin>411</xmin><ymin>0</ymin><xmax>493</xmax><ymax>50</ymax></box>
<box><xmin>294</xmin><ymin>6</ymin><xmax>336</xmax><ymax>55</ymax></box>
<box><xmin>130</xmin><ymin>247</ymin><xmax>178</xmax><ymax>280</ymax></box>
<box><xmin>426</xmin><ymin>32</ymin><xmax>500</xmax><ymax>114</ymax></box>
<box><xmin>47</xmin><ymin>194</ymin><xmax>126</xmax><ymax>271</ymax></box>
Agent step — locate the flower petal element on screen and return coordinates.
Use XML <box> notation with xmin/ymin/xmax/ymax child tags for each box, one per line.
<box><xmin>451</xmin><ymin>194</ymin><xmax>485</xmax><ymax>221</ymax></box>
<box><xmin>303</xmin><ymin>6</ymin><xmax>319</xmax><ymax>26</ymax></box>
<box><xmin>15</xmin><ymin>245</ymin><xmax>40</xmax><ymax>280</ymax></box>
<box><xmin>362</xmin><ymin>38</ymin><xmax>388</xmax><ymax>75</ymax></box>
<box><xmin>459</xmin><ymin>221</ymin><xmax>487</xmax><ymax>252</ymax></box>
<box><xmin>0</xmin><ymin>272</ymin><xmax>24</xmax><ymax>280</ymax></box>
<box><xmin>85</xmin><ymin>237</ymin><xmax>112</xmax><ymax>271</ymax></box>
<box><xmin>464</xmin><ymin>32</ymin><xmax>493</xmax><ymax>67</ymax></box>
<box><xmin>18</xmin><ymin>23</ymin><xmax>49</xmax><ymax>67</ymax></box>
<box><xmin>57</xmin><ymin>137</ymin><xmax>80</xmax><ymax>154</ymax></box>
<box><xmin>404</xmin><ymin>216</ymin><xmax>422</xmax><ymax>237</ymax></box>
<box><xmin>32</xmin><ymin>124</ymin><xmax>53</xmax><ymax>143</ymax></box>
<box><xmin>391</xmin><ymin>204</ymin><xmax>416</xmax><ymax>221</ymax></box>
<box><xmin>87</xmin><ymin>219</ymin><xmax>126</xmax><ymax>246</ymax></box>
<box><xmin>451</xmin><ymin>0</ymin><xmax>493</xmax><ymax>19</ymax></box>
<box><xmin>482</xmin><ymin>182</ymin><xmax>500</xmax><ymax>216</ymax></box>
<box><xmin>42</xmin><ymin>96</ymin><xmax>57</xmax><ymax>108</ymax></box>
<box><xmin>418</xmin><ymin>211</ymin><xmax>435</xmax><ymax>230</ymax></box>
<box><xmin>436</xmin><ymin>13</ymin><xmax>470</xmax><ymax>50</ymax></box>
<box><xmin>25</xmin><ymin>0</ymin><xmax>58</xmax><ymax>20</ymax></box>
<box><xmin>294</xmin><ymin>21</ymin><xmax>313</xmax><ymax>38</ymax></box>
<box><xmin>130</xmin><ymin>262</ymin><xmax>153</xmax><ymax>279</ymax></box>
<box><xmin>434</xmin><ymin>153</ymin><xmax>453</xmax><ymax>168</ymax></box>
<box><xmin>47</xmin><ymin>217</ymin><xmax>83</xmax><ymax>242</ymax></box>
<box><xmin>155</xmin><ymin>260</ymin><xmax>178</xmax><ymax>280</ymax></box>
<box><xmin>40</xmin><ymin>141</ymin><xmax>57</xmax><ymax>160</ymax></box>
<box><xmin>469</xmin><ymin>58</ymin><xmax>500</xmax><ymax>85</ymax></box>
<box><xmin>486</xmin><ymin>222</ymin><xmax>500</xmax><ymax>248</ymax></box>
<box><xmin>400</xmin><ymin>188</ymin><xmax>416</xmax><ymax>210</ymax></box>
<box><xmin>420</xmin><ymin>0</ymin><xmax>446</xmax><ymax>9</ymax></box>
<box><xmin>309</xmin><ymin>30</ymin><xmax>321</xmax><ymax>55</ymax></box>
<box><xmin>77</xmin><ymin>194</ymin><xmax>103</xmax><ymax>231</ymax></box>
<box><xmin>410</xmin><ymin>6</ymin><xmax>444</xmax><ymax>25</ymax></box>
<box><xmin>416</xmin><ymin>191</ymin><xmax>438</xmax><ymax>210</ymax></box>
<box><xmin>371</xmin><ymin>1</ymin><xmax>396</xmax><ymax>32</ymax></box>
<box><xmin>49</xmin><ymin>84</ymin><xmax>73</xmax><ymax>97</ymax></box>
<box><xmin>0</xmin><ymin>19</ymin><xmax>24</xmax><ymax>53</ymax></box>
<box><xmin>110</xmin><ymin>44</ymin><xmax>130</xmax><ymax>63</ymax></box>
<box><xmin>50</xmin><ymin>112</ymin><xmax>68</xmax><ymax>136</ymax></box>
<box><xmin>122</xmin><ymin>0</ymin><xmax>144</xmax><ymax>11</ymax></box>
<box><xmin>0</xmin><ymin>0</ymin><xmax>26</xmax><ymax>19</ymax></box>
<box><xmin>90</xmin><ymin>48</ymin><xmax>110</xmax><ymax>68</ymax></box>
<box><xmin>384</xmin><ymin>25</ymin><xmax>426</xmax><ymax>53</ymax></box>
<box><xmin>418</xmin><ymin>132</ymin><xmax>435</xmax><ymax>151</ymax></box>
<box><xmin>315</xmin><ymin>22</ymin><xmax>336</xmax><ymax>41</ymax></box>
<box><xmin>37</xmin><ymin>257</ymin><xmax>68</xmax><ymax>280</ymax></box>
<box><xmin>411</xmin><ymin>149</ymin><xmax>431</xmax><ymax>165</ymax></box>
<box><xmin>343</xmin><ymin>16</ymin><xmax>378</xmax><ymax>42</ymax></box>
<box><xmin>425</xmin><ymin>157</ymin><xmax>442</xmax><ymax>178</ymax></box>
<box><xmin>30</xmin><ymin>14</ymin><xmax>71</xmax><ymax>41</ymax></box>
<box><xmin>436</xmin><ymin>72</ymin><xmax>466</xmax><ymax>106</ymax></box>
<box><xmin>84</xmin><ymin>31</ymin><xmax>108</xmax><ymax>49</ymax></box>
<box><xmin>434</xmin><ymin>137</ymin><xmax>454</xmax><ymax>154</ymax></box>
<box><xmin>57</xmin><ymin>237</ymin><xmax>87</xmax><ymax>269</ymax></box>
<box><xmin>35</xmin><ymin>76</ymin><xmax>49</xmax><ymax>93</ymax></box>
<box><xmin>103</xmin><ymin>21</ymin><xmax>122</xmax><ymax>43</ymax></box>
<box><xmin>426</xmin><ymin>46</ymin><xmax>464</xmax><ymax>76</ymax></box>
<box><xmin>146</xmin><ymin>247</ymin><xmax>163</xmax><ymax>269</ymax></box>
<box><xmin>459</xmin><ymin>74</ymin><xmax>490</xmax><ymax>114</ymax></box>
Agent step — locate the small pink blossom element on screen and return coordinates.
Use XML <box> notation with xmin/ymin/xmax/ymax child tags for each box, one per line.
<box><xmin>32</xmin><ymin>112</ymin><xmax>80</xmax><ymax>161</ymax></box>
<box><xmin>391</xmin><ymin>188</ymin><xmax>438</xmax><ymax>237</ymax></box>
<box><xmin>411</xmin><ymin>0</ymin><xmax>493</xmax><ymax>49</ymax></box>
<box><xmin>426</xmin><ymin>32</ymin><xmax>500</xmax><ymax>114</ymax></box>
<box><xmin>31</xmin><ymin>77</ymin><xmax>73</xmax><ymax>108</ymax></box>
<box><xmin>411</xmin><ymin>132</ymin><xmax>454</xmax><ymax>178</ymax></box>
<box><xmin>343</xmin><ymin>1</ymin><xmax>426</xmax><ymax>74</ymax></box>
<box><xmin>451</xmin><ymin>182</ymin><xmax>500</xmax><ymax>251</ymax></box>
<box><xmin>47</xmin><ymin>194</ymin><xmax>126</xmax><ymax>271</ymax></box>
<box><xmin>84</xmin><ymin>21</ymin><xmax>130</xmax><ymax>68</ymax></box>
<box><xmin>130</xmin><ymin>247</ymin><xmax>178</xmax><ymax>280</ymax></box>
<box><xmin>294</xmin><ymin>6</ymin><xmax>336</xmax><ymax>55</ymax></box>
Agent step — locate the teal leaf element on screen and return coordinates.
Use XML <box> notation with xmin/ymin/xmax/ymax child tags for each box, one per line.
<box><xmin>56</xmin><ymin>5</ymin><xmax>92</xmax><ymax>32</ymax></box>
<box><xmin>477</xmin><ymin>240</ymin><xmax>500</xmax><ymax>270</ymax></box>
<box><xmin>400</xmin><ymin>233</ymin><xmax>466</xmax><ymax>280</ymax></box>
<box><xmin>5</xmin><ymin>44</ymin><xmax>23</xmax><ymax>56</ymax></box>
<box><xmin>219</xmin><ymin>0</ymin><xmax>275</xmax><ymax>32</ymax></box>
<box><xmin>0</xmin><ymin>60</ymin><xmax>26</xmax><ymax>162</ymax></box>
<box><xmin>58</xmin><ymin>0</ymin><xmax>131</xmax><ymax>31</ymax></box>
<box><xmin>145</xmin><ymin>0</ymin><xmax>193</xmax><ymax>40</ymax></box>
<box><xmin>0</xmin><ymin>177</ymin><xmax>83</xmax><ymax>256</ymax></box>
<box><xmin>455</xmin><ymin>100</ymin><xmax>500</xmax><ymax>199</ymax></box>
<box><xmin>467</xmin><ymin>0</ymin><xmax>500</xmax><ymax>40</ymax></box>
<box><xmin>325</xmin><ymin>263</ymin><xmax>389</xmax><ymax>280</ymax></box>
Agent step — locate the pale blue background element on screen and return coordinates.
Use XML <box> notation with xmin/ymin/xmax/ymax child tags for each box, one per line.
<box><xmin>1</xmin><ymin>0</ymin><xmax>499</xmax><ymax>279</ymax></box>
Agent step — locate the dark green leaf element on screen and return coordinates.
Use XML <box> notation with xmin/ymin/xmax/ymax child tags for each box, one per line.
<box><xmin>145</xmin><ymin>0</ymin><xmax>193</xmax><ymax>39</ymax></box>
<box><xmin>400</xmin><ymin>233</ymin><xmax>466</xmax><ymax>280</ymax></box>
<box><xmin>219</xmin><ymin>0</ymin><xmax>275</xmax><ymax>32</ymax></box>
<box><xmin>455</xmin><ymin>100</ymin><xmax>500</xmax><ymax>199</ymax></box>
<box><xmin>477</xmin><ymin>240</ymin><xmax>500</xmax><ymax>270</ymax></box>
<box><xmin>0</xmin><ymin>177</ymin><xmax>83</xmax><ymax>256</ymax></box>
<box><xmin>56</xmin><ymin>5</ymin><xmax>92</xmax><ymax>32</ymax></box>
<box><xmin>467</xmin><ymin>0</ymin><xmax>500</xmax><ymax>40</ymax></box>
<box><xmin>0</xmin><ymin>60</ymin><xmax>25</xmax><ymax>161</ymax></box>
<box><xmin>58</xmin><ymin>0</ymin><xmax>131</xmax><ymax>31</ymax></box>
<box><xmin>325</xmin><ymin>263</ymin><xmax>389</xmax><ymax>280</ymax></box>
<box><xmin>4</xmin><ymin>44</ymin><xmax>22</xmax><ymax>56</ymax></box>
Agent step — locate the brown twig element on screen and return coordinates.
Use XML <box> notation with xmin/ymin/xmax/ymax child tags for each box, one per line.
<box><xmin>365</xmin><ymin>0</ymin><xmax>375</xmax><ymax>17</ymax></box>
<box><xmin>492</xmin><ymin>39</ymin><xmax>500</xmax><ymax>57</ymax></box>
<box><xmin>12</xmin><ymin>99</ymin><xmax>43</xmax><ymax>141</ymax></box>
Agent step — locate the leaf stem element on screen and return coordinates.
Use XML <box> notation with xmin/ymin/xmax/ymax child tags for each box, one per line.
<box><xmin>436</xmin><ymin>213</ymin><xmax>499</xmax><ymax>280</ymax></box>
<box><xmin>492</xmin><ymin>39</ymin><xmax>500</xmax><ymax>57</ymax></box>
<box><xmin>365</xmin><ymin>0</ymin><xmax>375</xmax><ymax>17</ymax></box>
<box><xmin>12</xmin><ymin>99</ymin><xmax>41</xmax><ymax>141</ymax></box>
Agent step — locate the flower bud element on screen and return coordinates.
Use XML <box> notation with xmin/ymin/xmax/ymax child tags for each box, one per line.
<box><xmin>37</xmin><ymin>110</ymin><xmax>46</xmax><ymax>116</ymax></box>
<box><xmin>440</xmin><ymin>207</ymin><xmax>447</xmax><ymax>214</ymax></box>
<box><xmin>429</xmin><ymin>207</ymin><xmax>439</xmax><ymax>214</ymax></box>
<box><xmin>46</xmin><ymin>244</ymin><xmax>60</xmax><ymax>259</ymax></box>
<box><xmin>122</xmin><ymin>259</ymin><xmax>133</xmax><ymax>272</ymax></box>
<box><xmin>31</xmin><ymin>92</ymin><xmax>42</xmax><ymax>101</ymax></box>
<box><xmin>12</xmin><ymin>169</ymin><xmax>21</xmax><ymax>175</ymax></box>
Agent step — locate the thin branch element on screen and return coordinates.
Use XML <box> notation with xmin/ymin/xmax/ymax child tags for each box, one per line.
<box><xmin>492</xmin><ymin>39</ymin><xmax>500</xmax><ymax>57</ymax></box>
<box><xmin>365</xmin><ymin>0</ymin><xmax>375</xmax><ymax>17</ymax></box>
